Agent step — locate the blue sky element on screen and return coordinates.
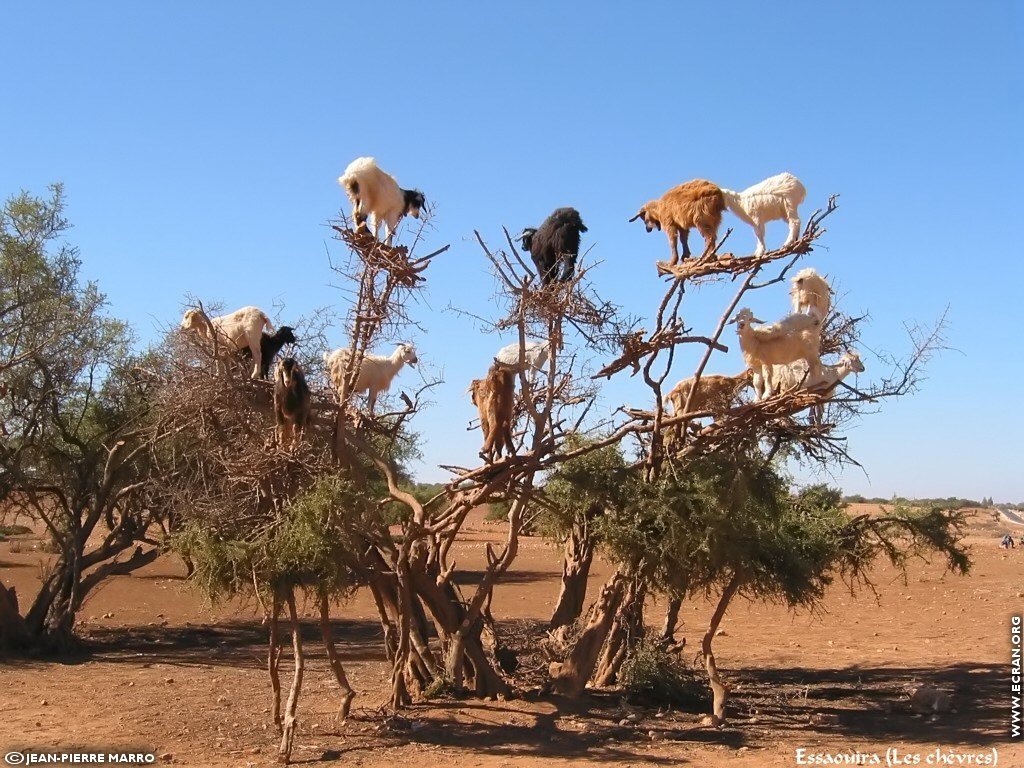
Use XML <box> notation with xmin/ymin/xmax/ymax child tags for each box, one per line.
<box><xmin>3</xmin><ymin>2</ymin><xmax>1021</xmax><ymax>500</ymax></box>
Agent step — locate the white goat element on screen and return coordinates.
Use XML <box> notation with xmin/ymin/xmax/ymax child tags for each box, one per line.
<box><xmin>338</xmin><ymin>157</ymin><xmax>425</xmax><ymax>244</ymax></box>
<box><xmin>180</xmin><ymin>306</ymin><xmax>274</xmax><ymax>379</ymax></box>
<box><xmin>730</xmin><ymin>308</ymin><xmax>822</xmax><ymax>400</ymax></box>
<box><xmin>790</xmin><ymin>267</ymin><xmax>832</xmax><ymax>320</ymax></box>
<box><xmin>761</xmin><ymin>351</ymin><xmax>865</xmax><ymax>422</ymax></box>
<box><xmin>721</xmin><ymin>172</ymin><xmax>807</xmax><ymax>256</ymax></box>
<box><xmin>324</xmin><ymin>342</ymin><xmax>418</xmax><ymax>412</ymax></box>
<box><xmin>494</xmin><ymin>340</ymin><xmax>550</xmax><ymax>373</ymax></box>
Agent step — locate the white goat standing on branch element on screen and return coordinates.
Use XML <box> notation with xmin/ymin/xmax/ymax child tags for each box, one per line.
<box><xmin>338</xmin><ymin>157</ymin><xmax>425</xmax><ymax>244</ymax></box>
<box><xmin>730</xmin><ymin>308</ymin><xmax>822</xmax><ymax>400</ymax></box>
<box><xmin>180</xmin><ymin>305</ymin><xmax>274</xmax><ymax>379</ymax></box>
<box><xmin>721</xmin><ymin>172</ymin><xmax>807</xmax><ymax>256</ymax></box>
<box><xmin>494</xmin><ymin>340</ymin><xmax>550</xmax><ymax>373</ymax></box>
<box><xmin>325</xmin><ymin>342</ymin><xmax>418</xmax><ymax>413</ymax></box>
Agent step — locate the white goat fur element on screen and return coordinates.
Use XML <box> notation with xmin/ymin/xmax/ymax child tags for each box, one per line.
<box><xmin>338</xmin><ymin>157</ymin><xmax>419</xmax><ymax>243</ymax></box>
<box><xmin>494</xmin><ymin>340</ymin><xmax>550</xmax><ymax>373</ymax></box>
<box><xmin>721</xmin><ymin>172</ymin><xmax>807</xmax><ymax>256</ymax></box>
<box><xmin>759</xmin><ymin>351</ymin><xmax>865</xmax><ymax>422</ymax></box>
<box><xmin>790</xmin><ymin>267</ymin><xmax>832</xmax><ymax>320</ymax></box>
<box><xmin>731</xmin><ymin>308</ymin><xmax>822</xmax><ymax>400</ymax></box>
<box><xmin>324</xmin><ymin>342</ymin><xmax>418</xmax><ymax>412</ymax></box>
<box><xmin>180</xmin><ymin>306</ymin><xmax>274</xmax><ymax>379</ymax></box>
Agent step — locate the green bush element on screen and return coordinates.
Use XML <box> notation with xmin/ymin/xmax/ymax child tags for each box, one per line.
<box><xmin>618</xmin><ymin>639</ymin><xmax>708</xmax><ymax>707</ymax></box>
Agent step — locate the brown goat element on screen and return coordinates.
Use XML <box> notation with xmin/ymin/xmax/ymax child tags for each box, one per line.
<box><xmin>273</xmin><ymin>357</ymin><xmax>311</xmax><ymax>450</ymax></box>
<box><xmin>629</xmin><ymin>179</ymin><xmax>725</xmax><ymax>265</ymax></box>
<box><xmin>469</xmin><ymin>364</ymin><xmax>516</xmax><ymax>461</ymax></box>
<box><xmin>664</xmin><ymin>371</ymin><xmax>751</xmax><ymax>446</ymax></box>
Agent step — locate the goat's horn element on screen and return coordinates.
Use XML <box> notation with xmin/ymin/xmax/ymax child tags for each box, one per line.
<box><xmin>628</xmin><ymin>212</ymin><xmax>642</xmax><ymax>223</ymax></box>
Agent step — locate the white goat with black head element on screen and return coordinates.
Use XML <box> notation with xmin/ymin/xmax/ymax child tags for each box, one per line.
<box><xmin>238</xmin><ymin>326</ymin><xmax>298</xmax><ymax>379</ymax></box>
<box><xmin>180</xmin><ymin>305</ymin><xmax>274</xmax><ymax>379</ymax></box>
<box><xmin>516</xmin><ymin>207</ymin><xmax>588</xmax><ymax>285</ymax></box>
<box><xmin>338</xmin><ymin>157</ymin><xmax>425</xmax><ymax>244</ymax></box>
<box><xmin>324</xmin><ymin>342</ymin><xmax>418</xmax><ymax>413</ymax></box>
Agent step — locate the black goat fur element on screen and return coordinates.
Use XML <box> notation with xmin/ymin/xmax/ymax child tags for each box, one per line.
<box><xmin>517</xmin><ymin>207</ymin><xmax>587</xmax><ymax>285</ymax></box>
<box><xmin>239</xmin><ymin>326</ymin><xmax>297</xmax><ymax>379</ymax></box>
<box><xmin>273</xmin><ymin>357</ymin><xmax>311</xmax><ymax>447</ymax></box>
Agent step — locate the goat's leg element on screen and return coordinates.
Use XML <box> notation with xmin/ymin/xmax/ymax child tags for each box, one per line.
<box><xmin>783</xmin><ymin>201</ymin><xmax>801</xmax><ymax>246</ymax></box>
<box><xmin>680</xmin><ymin>228</ymin><xmax>692</xmax><ymax>261</ymax></box>
<box><xmin>665</xmin><ymin>226</ymin><xmax>680</xmax><ymax>265</ymax></box>
<box><xmin>480</xmin><ymin>419</ymin><xmax>497</xmax><ymax>461</ymax></box>
<box><xmin>698</xmin><ymin>224</ymin><xmax>718</xmax><ymax>258</ymax></box>
<box><xmin>753</xmin><ymin>221</ymin><xmax>767</xmax><ymax>257</ymax></box>
<box><xmin>761</xmin><ymin>365</ymin><xmax>774</xmax><ymax>400</ymax></box>
<box><xmin>503</xmin><ymin>423</ymin><xmax>516</xmax><ymax>457</ymax></box>
<box><xmin>246</xmin><ymin>332</ymin><xmax>262</xmax><ymax>379</ymax></box>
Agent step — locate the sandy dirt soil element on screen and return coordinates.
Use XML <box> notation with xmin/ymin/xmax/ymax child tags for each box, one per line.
<box><xmin>1</xmin><ymin>505</ymin><xmax>1022</xmax><ymax>767</ymax></box>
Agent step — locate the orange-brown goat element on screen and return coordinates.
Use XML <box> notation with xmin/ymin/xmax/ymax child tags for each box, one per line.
<box><xmin>469</xmin><ymin>364</ymin><xmax>516</xmax><ymax>462</ymax></box>
<box><xmin>629</xmin><ymin>179</ymin><xmax>725</xmax><ymax>265</ymax></box>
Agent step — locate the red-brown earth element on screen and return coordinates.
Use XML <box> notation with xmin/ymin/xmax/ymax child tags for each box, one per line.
<box><xmin>1</xmin><ymin>505</ymin><xmax>1022</xmax><ymax>767</ymax></box>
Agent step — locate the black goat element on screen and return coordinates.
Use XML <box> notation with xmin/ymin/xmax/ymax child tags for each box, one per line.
<box><xmin>516</xmin><ymin>207</ymin><xmax>588</xmax><ymax>285</ymax></box>
<box><xmin>273</xmin><ymin>357</ymin><xmax>310</xmax><ymax>450</ymax></box>
<box><xmin>239</xmin><ymin>326</ymin><xmax>297</xmax><ymax>379</ymax></box>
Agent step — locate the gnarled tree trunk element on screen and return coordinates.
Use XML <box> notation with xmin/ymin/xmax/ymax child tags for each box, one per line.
<box><xmin>594</xmin><ymin>575</ymin><xmax>646</xmax><ymax>686</ymax></box>
<box><xmin>549</xmin><ymin>571</ymin><xmax>625</xmax><ymax>697</ymax></box>
<box><xmin>702</xmin><ymin>573</ymin><xmax>741</xmax><ymax>726</ymax></box>
<box><xmin>548</xmin><ymin>516</ymin><xmax>596</xmax><ymax>638</ymax></box>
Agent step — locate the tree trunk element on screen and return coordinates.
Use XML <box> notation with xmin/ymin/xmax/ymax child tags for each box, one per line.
<box><xmin>319</xmin><ymin>594</ymin><xmax>356</xmax><ymax>722</ymax></box>
<box><xmin>278</xmin><ymin>588</ymin><xmax>304</xmax><ymax>764</ymax></box>
<box><xmin>594</xmin><ymin>576</ymin><xmax>646</xmax><ymax>686</ymax></box>
<box><xmin>409</xmin><ymin>562</ymin><xmax>509</xmax><ymax>699</ymax></box>
<box><xmin>548</xmin><ymin>524</ymin><xmax>595</xmax><ymax>635</ymax></box>
<box><xmin>549</xmin><ymin>572</ymin><xmax>625</xmax><ymax>697</ymax></box>
<box><xmin>0</xmin><ymin>581</ymin><xmax>29</xmax><ymax>649</ymax></box>
<box><xmin>660</xmin><ymin>596</ymin><xmax>684</xmax><ymax>647</ymax></box>
<box><xmin>702</xmin><ymin>573</ymin><xmax>741</xmax><ymax>726</ymax></box>
<box><xmin>267</xmin><ymin>592</ymin><xmax>283</xmax><ymax>733</ymax></box>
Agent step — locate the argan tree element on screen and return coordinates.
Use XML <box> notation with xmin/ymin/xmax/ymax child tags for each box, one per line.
<box><xmin>1</xmin><ymin>185</ymin><xmax>168</xmax><ymax>650</ymax></box>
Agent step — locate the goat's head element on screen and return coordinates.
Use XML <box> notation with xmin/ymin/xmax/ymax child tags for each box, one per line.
<box><xmin>841</xmin><ymin>350</ymin><xmax>865</xmax><ymax>374</ymax></box>
<box><xmin>275</xmin><ymin>357</ymin><xmax>302</xmax><ymax>387</ymax></box>
<box><xmin>728</xmin><ymin>308</ymin><xmax>763</xmax><ymax>329</ymax></box>
<box><xmin>180</xmin><ymin>309</ymin><xmax>209</xmax><ymax>334</ymax></box>
<box><xmin>275</xmin><ymin>326</ymin><xmax>298</xmax><ymax>345</ymax></box>
<box><xmin>398</xmin><ymin>343</ymin><xmax>418</xmax><ymax>366</ymax></box>
<box><xmin>628</xmin><ymin>203</ymin><xmax>660</xmax><ymax>233</ymax></box>
<box><xmin>468</xmin><ymin>378</ymin><xmax>483</xmax><ymax>405</ymax></box>
<box><xmin>515</xmin><ymin>227</ymin><xmax>537</xmax><ymax>252</ymax></box>
<box><xmin>403</xmin><ymin>189</ymin><xmax>426</xmax><ymax>219</ymax></box>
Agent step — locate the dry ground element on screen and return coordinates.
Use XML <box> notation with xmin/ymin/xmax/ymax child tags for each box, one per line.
<box><xmin>1</xmin><ymin>505</ymin><xmax>1022</xmax><ymax>767</ymax></box>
